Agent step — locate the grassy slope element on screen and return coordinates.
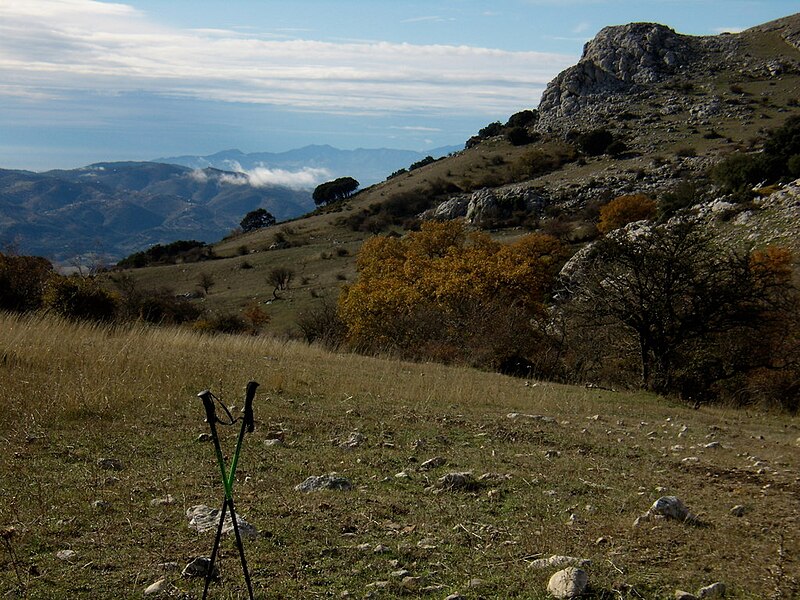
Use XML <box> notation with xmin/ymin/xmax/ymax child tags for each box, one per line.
<box><xmin>0</xmin><ymin>313</ymin><xmax>797</xmax><ymax>598</ymax></box>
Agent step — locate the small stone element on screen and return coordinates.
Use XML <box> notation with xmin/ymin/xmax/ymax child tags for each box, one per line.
<box><xmin>730</xmin><ymin>505</ymin><xmax>746</xmax><ymax>517</ymax></box>
<box><xmin>445</xmin><ymin>594</ymin><xmax>466</xmax><ymax>600</ymax></box>
<box><xmin>365</xmin><ymin>581</ymin><xmax>389</xmax><ymax>589</ymax></box>
<box><xmin>150</xmin><ymin>495</ymin><xmax>175</xmax><ymax>506</ymax></box>
<box><xmin>401</xmin><ymin>576</ymin><xmax>423</xmax><ymax>590</ymax></box>
<box><xmin>394</xmin><ymin>471</ymin><xmax>410</xmax><ymax>479</ymax></box>
<box><xmin>435</xmin><ymin>472</ymin><xmax>477</xmax><ymax>491</ymax></box>
<box><xmin>419</xmin><ymin>456</ymin><xmax>446</xmax><ymax>471</ymax></box>
<box><xmin>529</xmin><ymin>555</ymin><xmax>591</xmax><ymax>570</ymax></box>
<box><xmin>704</xmin><ymin>442</ymin><xmax>721</xmax><ymax>449</ymax></box>
<box><xmin>181</xmin><ymin>556</ymin><xmax>218</xmax><ymax>579</ymax></box>
<box><xmin>468</xmin><ymin>578</ymin><xmax>484</xmax><ymax>588</ymax></box>
<box><xmin>265</xmin><ymin>430</ymin><xmax>285</xmax><ymax>441</ymax></box>
<box><xmin>56</xmin><ymin>549</ymin><xmax>76</xmax><ymax>561</ymax></box>
<box><xmin>186</xmin><ymin>504</ymin><xmax>257</xmax><ymax>538</ymax></box>
<box><xmin>595</xmin><ymin>536</ymin><xmax>608</xmax><ymax>545</ymax></box>
<box><xmin>264</xmin><ymin>438</ymin><xmax>283</xmax><ymax>447</ymax></box>
<box><xmin>97</xmin><ymin>457</ymin><xmax>123</xmax><ymax>471</ymax></box>
<box><xmin>144</xmin><ymin>578</ymin><xmax>169</xmax><ymax>596</ymax></box>
<box><xmin>675</xmin><ymin>591</ymin><xmax>698</xmax><ymax>600</ymax></box>
<box><xmin>391</xmin><ymin>569</ymin><xmax>410</xmax><ymax>578</ymax></box>
<box><xmin>294</xmin><ymin>473</ymin><xmax>353</xmax><ymax>493</ymax></box>
<box><xmin>373</xmin><ymin>544</ymin><xmax>391</xmax><ymax>554</ymax></box>
<box><xmin>681</xmin><ymin>457</ymin><xmax>700</xmax><ymax>464</ymax></box>
<box><xmin>697</xmin><ymin>582</ymin><xmax>726</xmax><ymax>598</ymax></box>
<box><xmin>648</xmin><ymin>496</ymin><xmax>697</xmax><ymax>522</ymax></box>
<box><xmin>356</xmin><ymin>543</ymin><xmax>371</xmax><ymax>551</ymax></box>
<box><xmin>547</xmin><ymin>567</ymin><xmax>589</xmax><ymax>599</ymax></box>
<box><xmin>340</xmin><ymin>431</ymin><xmax>366</xmax><ymax>449</ymax></box>
<box><xmin>91</xmin><ymin>499</ymin><xmax>109</xmax><ymax>510</ymax></box>
<box><xmin>196</xmin><ymin>433</ymin><xmax>212</xmax><ymax>443</ymax></box>
<box><xmin>417</xmin><ymin>537</ymin><xmax>437</xmax><ymax>549</ymax></box>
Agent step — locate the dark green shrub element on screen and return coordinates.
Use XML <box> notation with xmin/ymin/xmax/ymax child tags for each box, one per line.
<box><xmin>44</xmin><ymin>276</ymin><xmax>118</xmax><ymax>322</ymax></box>
<box><xmin>0</xmin><ymin>253</ymin><xmax>53</xmax><ymax>312</ymax></box>
<box><xmin>506</xmin><ymin>127</ymin><xmax>539</xmax><ymax>146</ymax></box>
<box><xmin>576</xmin><ymin>129</ymin><xmax>615</xmax><ymax>156</ymax></box>
<box><xmin>711</xmin><ymin>152</ymin><xmax>767</xmax><ymax>197</ymax></box>
<box><xmin>505</xmin><ymin>109</ymin><xmax>538</xmax><ymax>128</ymax></box>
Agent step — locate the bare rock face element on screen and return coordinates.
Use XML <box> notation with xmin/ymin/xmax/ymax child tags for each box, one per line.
<box><xmin>539</xmin><ymin>23</ymin><xmax>692</xmax><ymax>119</ymax></box>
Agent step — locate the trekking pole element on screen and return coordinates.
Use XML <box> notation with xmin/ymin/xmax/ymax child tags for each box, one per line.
<box><xmin>197</xmin><ymin>381</ymin><xmax>259</xmax><ymax>600</ymax></box>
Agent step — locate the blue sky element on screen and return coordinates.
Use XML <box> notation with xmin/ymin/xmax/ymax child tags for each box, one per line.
<box><xmin>1</xmin><ymin>0</ymin><xmax>797</xmax><ymax>172</ymax></box>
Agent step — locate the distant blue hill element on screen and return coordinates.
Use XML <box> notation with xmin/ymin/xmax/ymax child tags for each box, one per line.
<box><xmin>0</xmin><ymin>162</ymin><xmax>314</xmax><ymax>263</ymax></box>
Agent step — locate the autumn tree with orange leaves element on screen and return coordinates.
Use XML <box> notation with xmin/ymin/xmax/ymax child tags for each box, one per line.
<box><xmin>338</xmin><ymin>221</ymin><xmax>565</xmax><ymax>367</ymax></box>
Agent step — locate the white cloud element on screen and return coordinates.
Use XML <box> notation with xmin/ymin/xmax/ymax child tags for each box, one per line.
<box><xmin>0</xmin><ymin>0</ymin><xmax>577</xmax><ymax>116</ymax></box>
<box><xmin>221</xmin><ymin>162</ymin><xmax>331</xmax><ymax>190</ymax></box>
<box><xmin>713</xmin><ymin>26</ymin><xmax>745</xmax><ymax>34</ymax></box>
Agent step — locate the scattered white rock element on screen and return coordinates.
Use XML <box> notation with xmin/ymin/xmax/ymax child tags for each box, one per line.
<box><xmin>186</xmin><ymin>504</ymin><xmax>257</xmax><ymax>538</ymax></box>
<box><xmin>507</xmin><ymin>413</ymin><xmax>557</xmax><ymax>424</ymax></box>
<box><xmin>697</xmin><ymin>582</ymin><xmax>726</xmax><ymax>598</ymax></box>
<box><xmin>340</xmin><ymin>432</ymin><xmax>366</xmax><ymax>449</ymax></box>
<box><xmin>264</xmin><ymin>438</ymin><xmax>284</xmax><ymax>447</ymax></box>
<box><xmin>675</xmin><ymin>591</ymin><xmax>698</xmax><ymax>600</ymax></box>
<box><xmin>419</xmin><ymin>456</ymin><xmax>446</xmax><ymax>471</ymax></box>
<box><xmin>150</xmin><ymin>495</ymin><xmax>175</xmax><ymax>506</ymax></box>
<box><xmin>681</xmin><ymin>457</ymin><xmax>700</xmax><ymax>465</ymax></box>
<box><xmin>391</xmin><ymin>569</ymin><xmax>410</xmax><ymax>578</ymax></box>
<box><xmin>434</xmin><ymin>472</ymin><xmax>477</xmax><ymax>491</ymax></box>
<box><xmin>729</xmin><ymin>505</ymin><xmax>746</xmax><ymax>517</ymax></box>
<box><xmin>97</xmin><ymin>457</ymin><xmax>124</xmax><ymax>471</ymax></box>
<box><xmin>373</xmin><ymin>544</ymin><xmax>391</xmax><ymax>554</ymax></box>
<box><xmin>56</xmin><ymin>549</ymin><xmax>76</xmax><ymax>561</ymax></box>
<box><xmin>634</xmin><ymin>496</ymin><xmax>698</xmax><ymax>526</ymax></box>
<box><xmin>547</xmin><ymin>567</ymin><xmax>589</xmax><ymax>599</ymax></box>
<box><xmin>394</xmin><ymin>471</ymin><xmax>411</xmax><ymax>479</ymax></box>
<box><xmin>529</xmin><ymin>555</ymin><xmax>591</xmax><ymax>569</ymax></box>
<box><xmin>704</xmin><ymin>442</ymin><xmax>721</xmax><ymax>449</ymax></box>
<box><xmin>181</xmin><ymin>556</ymin><xmax>218</xmax><ymax>579</ymax></box>
<box><xmin>143</xmin><ymin>578</ymin><xmax>169</xmax><ymax>596</ymax></box>
<box><xmin>294</xmin><ymin>473</ymin><xmax>353</xmax><ymax>493</ymax></box>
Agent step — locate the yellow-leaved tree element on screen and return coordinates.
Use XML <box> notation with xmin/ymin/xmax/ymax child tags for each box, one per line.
<box><xmin>338</xmin><ymin>221</ymin><xmax>565</xmax><ymax>368</ymax></box>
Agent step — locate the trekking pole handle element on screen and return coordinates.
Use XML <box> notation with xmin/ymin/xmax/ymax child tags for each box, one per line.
<box><xmin>198</xmin><ymin>389</ymin><xmax>217</xmax><ymax>425</ymax></box>
<box><xmin>243</xmin><ymin>381</ymin><xmax>258</xmax><ymax>433</ymax></box>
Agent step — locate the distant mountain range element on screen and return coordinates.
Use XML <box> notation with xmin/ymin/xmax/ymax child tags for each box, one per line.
<box><xmin>155</xmin><ymin>144</ymin><xmax>461</xmax><ymax>186</ymax></box>
<box><xmin>0</xmin><ymin>144</ymin><xmax>460</xmax><ymax>263</ymax></box>
<box><xmin>0</xmin><ymin>162</ymin><xmax>313</xmax><ymax>263</ymax></box>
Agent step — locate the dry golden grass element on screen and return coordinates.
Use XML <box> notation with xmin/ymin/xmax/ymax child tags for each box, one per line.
<box><xmin>0</xmin><ymin>312</ymin><xmax>798</xmax><ymax>598</ymax></box>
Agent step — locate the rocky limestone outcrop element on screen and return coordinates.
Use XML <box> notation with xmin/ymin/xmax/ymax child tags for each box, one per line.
<box><xmin>539</xmin><ymin>23</ymin><xmax>695</xmax><ymax>121</ymax></box>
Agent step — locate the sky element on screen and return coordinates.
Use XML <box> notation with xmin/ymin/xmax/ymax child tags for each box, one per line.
<box><xmin>0</xmin><ymin>0</ymin><xmax>797</xmax><ymax>172</ymax></box>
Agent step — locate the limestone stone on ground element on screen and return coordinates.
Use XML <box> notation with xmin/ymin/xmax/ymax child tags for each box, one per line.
<box><xmin>419</xmin><ymin>456</ymin><xmax>446</xmax><ymax>471</ymax></box>
<box><xmin>547</xmin><ymin>567</ymin><xmax>589</xmax><ymax>599</ymax></box>
<box><xmin>529</xmin><ymin>555</ymin><xmax>592</xmax><ymax>569</ymax></box>
<box><xmin>181</xmin><ymin>556</ymin><xmax>218</xmax><ymax>579</ymax></box>
<box><xmin>434</xmin><ymin>472</ymin><xmax>478</xmax><ymax>491</ymax></box>
<box><xmin>143</xmin><ymin>578</ymin><xmax>169</xmax><ymax>596</ymax></box>
<box><xmin>697</xmin><ymin>582</ymin><xmax>726</xmax><ymax>598</ymax></box>
<box><xmin>675</xmin><ymin>591</ymin><xmax>698</xmax><ymax>600</ymax></box>
<box><xmin>294</xmin><ymin>473</ymin><xmax>354</xmax><ymax>493</ymax></box>
<box><xmin>340</xmin><ymin>431</ymin><xmax>366</xmax><ymax>449</ymax></box>
<box><xmin>634</xmin><ymin>495</ymin><xmax>698</xmax><ymax>526</ymax></box>
<box><xmin>186</xmin><ymin>504</ymin><xmax>257</xmax><ymax>538</ymax></box>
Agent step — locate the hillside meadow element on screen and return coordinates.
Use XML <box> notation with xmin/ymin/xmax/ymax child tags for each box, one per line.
<box><xmin>0</xmin><ymin>312</ymin><xmax>798</xmax><ymax>598</ymax></box>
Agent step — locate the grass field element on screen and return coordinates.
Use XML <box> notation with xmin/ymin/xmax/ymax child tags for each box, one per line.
<box><xmin>0</xmin><ymin>312</ymin><xmax>798</xmax><ymax>598</ymax></box>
